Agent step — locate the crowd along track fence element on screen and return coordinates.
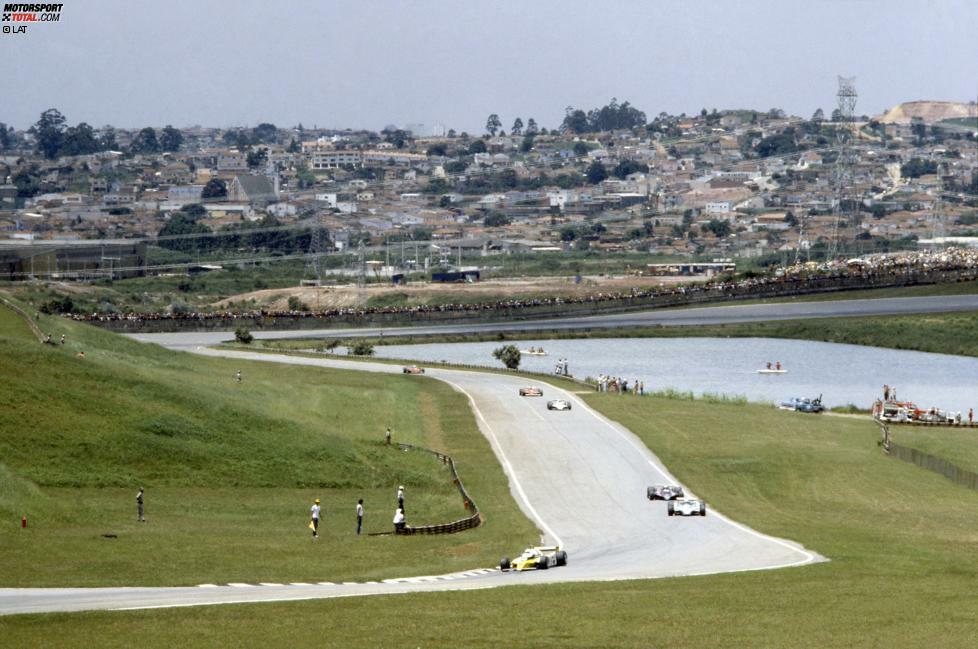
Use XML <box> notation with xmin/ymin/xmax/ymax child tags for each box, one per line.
<box><xmin>76</xmin><ymin>267</ymin><xmax>978</xmax><ymax>334</ymax></box>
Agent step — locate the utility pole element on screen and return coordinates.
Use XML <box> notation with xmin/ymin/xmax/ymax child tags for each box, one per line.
<box><xmin>830</xmin><ymin>76</ymin><xmax>858</xmax><ymax>260</ymax></box>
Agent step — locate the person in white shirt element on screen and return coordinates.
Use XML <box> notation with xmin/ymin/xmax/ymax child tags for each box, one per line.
<box><xmin>310</xmin><ymin>498</ymin><xmax>321</xmax><ymax>539</ymax></box>
<box><xmin>393</xmin><ymin>507</ymin><xmax>406</xmax><ymax>532</ymax></box>
<box><xmin>356</xmin><ymin>499</ymin><xmax>364</xmax><ymax>536</ymax></box>
<box><xmin>397</xmin><ymin>485</ymin><xmax>404</xmax><ymax>511</ymax></box>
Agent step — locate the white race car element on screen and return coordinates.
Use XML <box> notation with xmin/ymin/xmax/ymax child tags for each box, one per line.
<box><xmin>547</xmin><ymin>399</ymin><xmax>572</xmax><ymax>411</ymax></box>
<box><xmin>667</xmin><ymin>498</ymin><xmax>707</xmax><ymax>517</ymax></box>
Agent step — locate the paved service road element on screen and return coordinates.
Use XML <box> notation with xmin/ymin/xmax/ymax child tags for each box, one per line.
<box><xmin>129</xmin><ymin>295</ymin><xmax>978</xmax><ymax>349</ymax></box>
<box><xmin>0</xmin><ymin>338</ymin><xmax>824</xmax><ymax>616</ymax></box>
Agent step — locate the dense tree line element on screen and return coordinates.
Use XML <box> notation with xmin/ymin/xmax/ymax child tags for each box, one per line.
<box><xmin>157</xmin><ymin>204</ymin><xmax>316</xmax><ymax>255</ymax></box>
<box><xmin>900</xmin><ymin>158</ymin><xmax>939</xmax><ymax>179</ymax></box>
<box><xmin>222</xmin><ymin>123</ymin><xmax>280</xmax><ymax>149</ymax></box>
<box><xmin>561</xmin><ymin>99</ymin><xmax>647</xmax><ymax>134</ymax></box>
<box><xmin>424</xmin><ymin>168</ymin><xmax>585</xmax><ymax>195</ymax></box>
<box><xmin>28</xmin><ymin>109</ymin><xmax>183</xmax><ymax>159</ymax></box>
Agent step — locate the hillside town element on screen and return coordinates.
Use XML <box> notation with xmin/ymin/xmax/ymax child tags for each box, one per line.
<box><xmin>2</xmin><ymin>99</ymin><xmax>978</xmax><ymax>283</ymax></box>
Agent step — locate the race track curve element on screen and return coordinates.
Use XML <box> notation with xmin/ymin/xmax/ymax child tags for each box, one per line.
<box><xmin>0</xmin><ymin>339</ymin><xmax>824</xmax><ymax>616</ymax></box>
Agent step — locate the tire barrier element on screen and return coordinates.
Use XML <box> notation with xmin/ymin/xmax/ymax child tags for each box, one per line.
<box><xmin>887</xmin><ymin>442</ymin><xmax>978</xmax><ymax>491</ymax></box>
<box><xmin>387</xmin><ymin>443</ymin><xmax>481</xmax><ymax>536</ymax></box>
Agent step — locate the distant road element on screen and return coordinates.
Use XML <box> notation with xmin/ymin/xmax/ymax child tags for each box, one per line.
<box><xmin>130</xmin><ymin>295</ymin><xmax>978</xmax><ymax>349</ymax></box>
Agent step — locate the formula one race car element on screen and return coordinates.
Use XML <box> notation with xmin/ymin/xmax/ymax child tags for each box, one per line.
<box><xmin>647</xmin><ymin>484</ymin><xmax>685</xmax><ymax>501</ymax></box>
<box><xmin>402</xmin><ymin>365</ymin><xmax>425</xmax><ymax>374</ymax></box>
<box><xmin>500</xmin><ymin>545</ymin><xmax>568</xmax><ymax>571</ymax></box>
<box><xmin>667</xmin><ymin>498</ymin><xmax>707</xmax><ymax>517</ymax></box>
<box><xmin>519</xmin><ymin>387</ymin><xmax>543</xmax><ymax>397</ymax></box>
<box><xmin>546</xmin><ymin>399</ymin><xmax>572</xmax><ymax>411</ymax></box>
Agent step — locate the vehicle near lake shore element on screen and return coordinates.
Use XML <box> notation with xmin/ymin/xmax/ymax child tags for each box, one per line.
<box><xmin>779</xmin><ymin>396</ymin><xmax>824</xmax><ymax>413</ymax></box>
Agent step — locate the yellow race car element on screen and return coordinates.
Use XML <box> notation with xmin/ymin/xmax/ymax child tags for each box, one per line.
<box><xmin>500</xmin><ymin>545</ymin><xmax>567</xmax><ymax>571</ymax></box>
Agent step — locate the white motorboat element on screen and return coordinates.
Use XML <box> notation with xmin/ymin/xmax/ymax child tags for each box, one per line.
<box><xmin>757</xmin><ymin>368</ymin><xmax>787</xmax><ymax>374</ymax></box>
<box><xmin>520</xmin><ymin>348</ymin><xmax>548</xmax><ymax>356</ymax></box>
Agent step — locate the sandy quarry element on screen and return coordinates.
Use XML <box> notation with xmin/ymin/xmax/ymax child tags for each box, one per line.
<box><xmin>878</xmin><ymin>100</ymin><xmax>978</xmax><ymax>125</ymax></box>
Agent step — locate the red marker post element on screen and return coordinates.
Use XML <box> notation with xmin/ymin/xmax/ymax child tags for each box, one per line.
<box><xmin>21</xmin><ymin>516</ymin><xmax>27</xmax><ymax>529</ymax></box>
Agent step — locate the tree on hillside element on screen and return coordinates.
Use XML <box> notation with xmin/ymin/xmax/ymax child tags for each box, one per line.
<box><xmin>201</xmin><ymin>178</ymin><xmax>227</xmax><ymax>199</ymax></box>
<box><xmin>702</xmin><ymin>219</ymin><xmax>732</xmax><ymax>238</ymax></box>
<box><xmin>468</xmin><ymin>139</ymin><xmax>487</xmax><ymax>154</ymax></box>
<box><xmin>492</xmin><ymin>344</ymin><xmax>521</xmax><ymax>370</ymax></box>
<box><xmin>246</xmin><ymin>147</ymin><xmax>268</xmax><ymax>169</ymax></box>
<box><xmin>157</xmin><ymin>206</ymin><xmax>212</xmax><ymax>253</ymax></box>
<box><xmin>562</xmin><ymin>108</ymin><xmax>589</xmax><ymax>134</ymax></box>
<box><xmin>252</xmin><ymin>122</ymin><xmax>278</xmax><ymax>144</ymax></box>
<box><xmin>130</xmin><ymin>127</ymin><xmax>160</xmax><ymax>154</ymax></box>
<box><xmin>0</xmin><ymin>122</ymin><xmax>14</xmax><ymax>150</ymax></box>
<box><xmin>811</xmin><ymin>108</ymin><xmax>825</xmax><ymax>123</ymax></box>
<box><xmin>613</xmin><ymin>159</ymin><xmax>645</xmax><ymax>179</ymax></box>
<box><xmin>483</xmin><ymin>212</ymin><xmax>511</xmax><ymax>227</ymax></box>
<box><xmin>573</xmin><ymin>141</ymin><xmax>590</xmax><ymax>157</ymax></box>
<box><xmin>98</xmin><ymin>126</ymin><xmax>118</xmax><ymax>151</ymax></box>
<box><xmin>562</xmin><ymin>99</ymin><xmax>647</xmax><ymax>133</ymax></box>
<box><xmin>511</xmin><ymin>117</ymin><xmax>523</xmax><ymax>136</ymax></box>
<box><xmin>485</xmin><ymin>114</ymin><xmax>502</xmax><ymax>137</ymax></box>
<box><xmin>900</xmin><ymin>158</ymin><xmax>938</xmax><ymax>178</ymax></box>
<box><xmin>586</xmin><ymin>160</ymin><xmax>608</xmax><ymax>184</ymax></box>
<box><xmin>31</xmin><ymin>108</ymin><xmax>67</xmax><ymax>159</ymax></box>
<box><xmin>520</xmin><ymin>134</ymin><xmax>535</xmax><ymax>153</ymax></box>
<box><xmin>60</xmin><ymin>122</ymin><xmax>100</xmax><ymax>156</ymax></box>
<box><xmin>526</xmin><ymin>118</ymin><xmax>538</xmax><ymax>135</ymax></box>
<box><xmin>160</xmin><ymin>125</ymin><xmax>183</xmax><ymax>152</ymax></box>
<box><xmin>382</xmin><ymin>128</ymin><xmax>409</xmax><ymax>149</ymax></box>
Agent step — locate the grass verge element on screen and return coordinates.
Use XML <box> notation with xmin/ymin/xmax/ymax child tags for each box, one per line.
<box><xmin>0</xmin><ymin>297</ymin><xmax>538</xmax><ymax>586</ymax></box>
<box><xmin>5</xmin><ymin>396</ymin><xmax>978</xmax><ymax>647</ymax></box>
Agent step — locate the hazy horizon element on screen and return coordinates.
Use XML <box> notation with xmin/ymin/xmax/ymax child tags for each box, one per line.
<box><xmin>4</xmin><ymin>0</ymin><xmax>978</xmax><ymax>132</ymax></box>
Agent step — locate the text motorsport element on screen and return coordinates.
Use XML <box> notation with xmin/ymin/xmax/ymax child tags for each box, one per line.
<box><xmin>2</xmin><ymin>3</ymin><xmax>62</xmax><ymax>35</ymax></box>
<box><xmin>2</xmin><ymin>3</ymin><xmax>62</xmax><ymax>21</ymax></box>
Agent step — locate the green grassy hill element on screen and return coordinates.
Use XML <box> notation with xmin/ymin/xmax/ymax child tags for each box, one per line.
<box><xmin>7</xmin><ymin>397</ymin><xmax>978</xmax><ymax>648</ymax></box>
<box><xmin>0</xmin><ymin>298</ymin><xmax>537</xmax><ymax>586</ymax></box>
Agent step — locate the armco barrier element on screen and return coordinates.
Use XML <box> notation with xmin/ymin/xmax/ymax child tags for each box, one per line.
<box><xmin>887</xmin><ymin>442</ymin><xmax>978</xmax><ymax>491</ymax></box>
<box><xmin>376</xmin><ymin>442</ymin><xmax>481</xmax><ymax>536</ymax></box>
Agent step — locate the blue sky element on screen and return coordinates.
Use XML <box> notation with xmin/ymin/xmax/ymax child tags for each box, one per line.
<box><xmin>3</xmin><ymin>0</ymin><xmax>977</xmax><ymax>131</ymax></box>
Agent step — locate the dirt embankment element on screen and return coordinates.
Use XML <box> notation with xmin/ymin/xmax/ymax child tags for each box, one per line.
<box><xmin>211</xmin><ymin>275</ymin><xmax>694</xmax><ymax>311</ymax></box>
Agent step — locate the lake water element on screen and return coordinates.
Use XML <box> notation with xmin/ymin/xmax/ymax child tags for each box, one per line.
<box><xmin>367</xmin><ymin>337</ymin><xmax>978</xmax><ymax>413</ymax></box>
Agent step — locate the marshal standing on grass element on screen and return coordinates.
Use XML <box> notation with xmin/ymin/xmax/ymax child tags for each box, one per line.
<box><xmin>136</xmin><ymin>487</ymin><xmax>146</xmax><ymax>522</ymax></box>
<box><xmin>310</xmin><ymin>498</ymin><xmax>321</xmax><ymax>539</ymax></box>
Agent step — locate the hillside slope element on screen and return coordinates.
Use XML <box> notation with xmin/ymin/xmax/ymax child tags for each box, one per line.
<box><xmin>878</xmin><ymin>100</ymin><xmax>977</xmax><ymax>124</ymax></box>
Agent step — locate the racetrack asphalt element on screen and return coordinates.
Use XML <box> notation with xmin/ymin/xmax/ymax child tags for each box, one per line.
<box><xmin>127</xmin><ymin>294</ymin><xmax>978</xmax><ymax>349</ymax></box>
<box><xmin>0</xmin><ymin>341</ymin><xmax>824</xmax><ymax>616</ymax></box>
